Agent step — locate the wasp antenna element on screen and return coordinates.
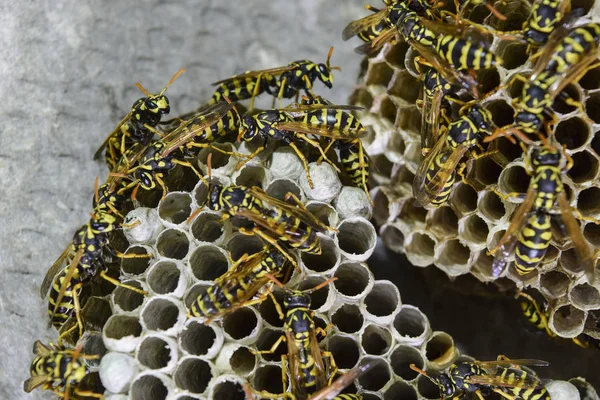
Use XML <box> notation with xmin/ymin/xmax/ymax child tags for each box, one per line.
<box><xmin>236</xmin><ymin>128</ymin><xmax>247</xmax><ymax>143</ymax></box>
<box><xmin>160</xmin><ymin>68</ymin><xmax>187</xmax><ymax>95</ymax></box>
<box><xmin>135</xmin><ymin>82</ymin><xmax>150</xmax><ymax>97</ymax></box>
<box><xmin>265</xmin><ymin>273</ymin><xmax>286</xmax><ymax>289</ymax></box>
<box><xmin>305</xmin><ymin>276</ymin><xmax>338</xmax><ymax>295</ymax></box>
<box><xmin>409</xmin><ymin>364</ymin><xmax>438</xmax><ymax>385</ymax></box>
<box><xmin>207</xmin><ymin>152</ymin><xmax>213</xmax><ymax>181</ymax></box>
<box><xmin>326</xmin><ymin>46</ymin><xmax>335</xmax><ymax>68</ymax></box>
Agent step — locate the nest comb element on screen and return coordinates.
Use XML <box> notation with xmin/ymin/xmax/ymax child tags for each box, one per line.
<box><xmin>350</xmin><ymin>2</ymin><xmax>600</xmax><ymax>340</ymax></box>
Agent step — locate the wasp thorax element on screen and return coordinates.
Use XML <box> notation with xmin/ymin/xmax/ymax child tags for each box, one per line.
<box><xmin>531</xmin><ymin>148</ymin><xmax>561</xmax><ymax>167</ymax></box>
<box><xmin>284</xmin><ymin>292</ymin><xmax>311</xmax><ymax>309</ymax></box>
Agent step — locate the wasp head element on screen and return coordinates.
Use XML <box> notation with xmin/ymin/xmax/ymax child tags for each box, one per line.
<box><xmin>437</xmin><ymin>373</ymin><xmax>457</xmax><ymax>397</ymax></box>
<box><xmin>283</xmin><ymin>291</ymin><xmax>311</xmax><ymax>310</ymax></box>
<box><xmin>208</xmin><ymin>184</ymin><xmax>224</xmax><ymax>211</ymax></box>
<box><xmin>531</xmin><ymin>146</ymin><xmax>561</xmax><ymax>167</ymax></box>
<box><xmin>145</xmin><ymin>94</ymin><xmax>170</xmax><ymax>115</ymax></box>
<box><xmin>316</xmin><ymin>63</ymin><xmax>334</xmax><ymax>89</ymax></box>
<box><xmin>239</xmin><ymin>116</ymin><xmax>259</xmax><ymax>141</ymax></box>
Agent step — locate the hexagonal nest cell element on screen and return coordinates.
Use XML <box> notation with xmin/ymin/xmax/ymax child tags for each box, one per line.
<box><xmin>350</xmin><ymin>1</ymin><xmax>600</xmax><ymax>340</ymax></box>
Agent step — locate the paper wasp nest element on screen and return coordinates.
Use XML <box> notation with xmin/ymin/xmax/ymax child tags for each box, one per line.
<box><xmin>350</xmin><ymin>2</ymin><xmax>600</xmax><ymax>339</ymax></box>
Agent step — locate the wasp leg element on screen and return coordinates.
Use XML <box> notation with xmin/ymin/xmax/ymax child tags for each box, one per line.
<box><xmin>239</xmin><ymin>228</ymin><xmax>302</xmax><ymax>272</ymax></box>
<box><xmin>172</xmin><ymin>159</ymin><xmax>209</xmax><ymax>188</ymax></box>
<box><xmin>73</xmin><ymin>388</ymin><xmax>103</xmax><ymax>399</ymax></box>
<box><xmin>253</xmin><ymin>355</ymin><xmax>295</xmax><ymax>399</ymax></box>
<box><xmin>99</xmin><ymin>271</ymin><xmax>148</xmax><ymax>295</ymax></box>
<box><xmin>288</xmin><ymin>142</ymin><xmax>314</xmax><ymax>188</ymax></box>
<box><xmin>234</xmin><ymin>146</ymin><xmax>265</xmax><ymax>172</ymax></box>
<box><xmin>316</xmin><ymin>139</ymin><xmax>337</xmax><ymax>165</ymax></box>
<box><xmin>269</xmin><ymin>291</ymin><xmax>285</xmax><ymax>320</ymax></box>
<box><xmin>187</xmin><ymin>142</ymin><xmax>251</xmax><ymax>159</ymax></box>
<box><xmin>112</xmin><ymin>249</ymin><xmax>152</xmax><ymax>259</ymax></box>
<box><xmin>295</xmin><ymin>133</ymin><xmax>340</xmax><ymax>173</ymax></box>
<box><xmin>323</xmin><ymin>350</ymin><xmax>338</xmax><ymax>385</ymax></box>
<box><xmin>251</xmin><ymin>334</ymin><xmax>286</xmax><ymax>355</ymax></box>
<box><xmin>249</xmin><ymin>73</ymin><xmax>264</xmax><ymax>111</ymax></box>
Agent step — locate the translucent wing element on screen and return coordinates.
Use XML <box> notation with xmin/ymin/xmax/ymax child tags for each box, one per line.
<box><xmin>212</xmin><ymin>65</ymin><xmax>294</xmax><ymax>85</ymax></box>
<box><xmin>248</xmin><ymin>187</ymin><xmax>334</xmax><ymax>232</ymax></box>
<box><xmin>474</xmin><ymin>358</ymin><xmax>549</xmax><ymax>368</ymax></box>
<box><xmin>276</xmin><ymin>120</ymin><xmax>366</xmax><ymax>140</ymax></box>
<box><xmin>159</xmin><ymin>101</ymin><xmax>236</xmax><ymax>155</ymax></box>
<box><xmin>466</xmin><ymin>372</ymin><xmax>545</xmax><ymax>389</ymax></box>
<box><xmin>421</xmin><ymin>18</ymin><xmax>494</xmax><ymax>47</ymax></box>
<box><xmin>279</xmin><ymin>103</ymin><xmax>365</xmax><ymax>114</ymax></box>
<box><xmin>490</xmin><ymin>186</ymin><xmax>537</xmax><ymax>278</ymax></box>
<box><xmin>93</xmin><ymin>111</ymin><xmax>132</xmax><ymax>160</ymax></box>
<box><xmin>557</xmin><ymin>192</ymin><xmax>596</xmax><ymax>284</ymax></box>
<box><xmin>41</xmin><ymin>245</ymin><xmax>72</xmax><ymax>298</ymax></box>
<box><xmin>48</xmin><ymin>250</ymin><xmax>84</xmax><ymax>327</ymax></box>
<box><xmin>410</xmin><ymin>41</ymin><xmax>479</xmax><ymax>96</ymax></box>
<box><xmin>309</xmin><ymin>362</ymin><xmax>375</xmax><ymax>400</ymax></box>
<box><xmin>23</xmin><ymin>376</ymin><xmax>49</xmax><ymax>393</ymax></box>
<box><xmin>104</xmin><ymin>140</ymin><xmax>150</xmax><ymax>192</ymax></box>
<box><xmin>235</xmin><ymin>209</ymin><xmax>314</xmax><ymax>242</ymax></box>
<box><xmin>413</xmin><ymin>130</ymin><xmax>469</xmax><ymax>207</ymax></box>
<box><xmin>286</xmin><ymin>329</ymin><xmax>304</xmax><ymax>397</ymax></box>
<box><xmin>420</xmin><ymin>86</ymin><xmax>445</xmax><ymax>153</ymax></box>
<box><xmin>342</xmin><ymin>8</ymin><xmax>389</xmax><ymax>41</ymax></box>
<box><xmin>32</xmin><ymin>340</ymin><xmax>52</xmax><ymax>356</ymax></box>
<box><xmin>355</xmin><ymin>27</ymin><xmax>397</xmax><ymax>54</ymax></box>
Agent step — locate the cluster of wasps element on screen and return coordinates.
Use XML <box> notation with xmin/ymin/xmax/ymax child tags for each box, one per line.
<box><xmin>344</xmin><ymin>0</ymin><xmax>600</xmax><ymax>398</ymax></box>
<box><xmin>345</xmin><ymin>0</ymin><xmax>600</xmax><ymax>283</ymax></box>
<box><xmin>26</xmin><ymin>45</ymin><xmax>378</xmax><ymax>399</ymax></box>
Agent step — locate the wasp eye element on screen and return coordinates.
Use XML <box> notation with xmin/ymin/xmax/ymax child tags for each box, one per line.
<box><xmin>146</xmin><ymin>100</ymin><xmax>157</xmax><ymax>109</ymax></box>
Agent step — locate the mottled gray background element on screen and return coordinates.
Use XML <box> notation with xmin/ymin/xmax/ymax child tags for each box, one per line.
<box><xmin>0</xmin><ymin>1</ymin><xmax>365</xmax><ymax>398</ymax></box>
<box><xmin>2</xmin><ymin>1</ymin><xmax>599</xmax><ymax>399</ymax></box>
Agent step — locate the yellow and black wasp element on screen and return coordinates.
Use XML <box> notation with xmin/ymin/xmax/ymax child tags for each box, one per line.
<box><xmin>488</xmin><ymin>143</ymin><xmax>597</xmax><ymax>282</ymax></box>
<box><xmin>250</xmin><ymin>276</ymin><xmax>371</xmax><ymax>400</ymax></box>
<box><xmin>94</xmin><ymin>69</ymin><xmax>186</xmax><ymax>171</ymax></box>
<box><xmin>24</xmin><ymin>341</ymin><xmax>102</xmax><ymax>399</ymax></box>
<box><xmin>187</xmin><ymin>246</ymin><xmax>290</xmax><ymax>323</ymax></box>
<box><xmin>516</xmin><ymin>291</ymin><xmax>600</xmax><ymax>350</ymax></box>
<box><xmin>498</xmin><ymin>0</ymin><xmax>577</xmax><ymax>50</ymax></box>
<box><xmin>211</xmin><ymin>47</ymin><xmax>340</xmax><ymax>109</ymax></box>
<box><xmin>411</xmin><ymin>356</ymin><xmax>550</xmax><ymax>400</ymax></box>
<box><xmin>412</xmin><ymin>97</ymin><xmax>495</xmax><ymax>207</ymax></box>
<box><xmin>203</xmin><ymin>183</ymin><xmax>335</xmax><ymax>267</ymax></box>
<box><xmin>41</xmin><ymin>210</ymin><xmax>148</xmax><ymax>340</ymax></box>
<box><xmin>485</xmin><ymin>22</ymin><xmax>600</xmax><ymax>144</ymax></box>
<box><xmin>109</xmin><ymin>100</ymin><xmax>237</xmax><ymax>200</ymax></box>
<box><xmin>237</xmin><ymin>100</ymin><xmax>366</xmax><ymax>189</ymax></box>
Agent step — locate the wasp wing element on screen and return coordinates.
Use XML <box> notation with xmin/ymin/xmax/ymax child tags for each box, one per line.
<box><xmin>475</xmin><ymin>358</ymin><xmax>549</xmax><ymax>368</ymax></box>
<box><xmin>466</xmin><ymin>373</ymin><xmax>545</xmax><ymax>389</ymax></box>
<box><xmin>356</xmin><ymin>27</ymin><xmax>397</xmax><ymax>54</ymax></box>
<box><xmin>41</xmin><ymin>245</ymin><xmax>72</xmax><ymax>298</ymax></box>
<box><xmin>248</xmin><ymin>186</ymin><xmax>334</xmax><ymax>233</ymax></box>
<box><xmin>342</xmin><ymin>8</ymin><xmax>390</xmax><ymax>40</ymax></box>
<box><xmin>23</xmin><ymin>376</ymin><xmax>49</xmax><ymax>393</ymax></box>
<box><xmin>490</xmin><ymin>186</ymin><xmax>537</xmax><ymax>278</ymax></box>
<box><xmin>276</xmin><ymin>120</ymin><xmax>366</xmax><ymax>140</ymax></box>
<box><xmin>309</xmin><ymin>362</ymin><xmax>376</xmax><ymax>400</ymax></box>
<box><xmin>279</xmin><ymin>103</ymin><xmax>364</xmax><ymax>114</ymax></box>
<box><xmin>32</xmin><ymin>340</ymin><xmax>53</xmax><ymax>356</ymax></box>
<box><xmin>557</xmin><ymin>191</ymin><xmax>596</xmax><ymax>284</ymax></box>
<box><xmin>93</xmin><ymin>111</ymin><xmax>132</xmax><ymax>160</ymax></box>
<box><xmin>420</xmin><ymin>86</ymin><xmax>446</xmax><ymax>154</ymax></box>
<box><xmin>158</xmin><ymin>101</ymin><xmax>236</xmax><ymax>156</ymax></box>
<box><xmin>212</xmin><ymin>66</ymin><xmax>294</xmax><ymax>86</ymax></box>
<box><xmin>48</xmin><ymin>250</ymin><xmax>84</xmax><ymax>328</ymax></box>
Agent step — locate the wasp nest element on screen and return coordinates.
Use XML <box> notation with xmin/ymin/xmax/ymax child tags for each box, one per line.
<box><xmin>350</xmin><ymin>2</ymin><xmax>600</xmax><ymax>339</ymax></box>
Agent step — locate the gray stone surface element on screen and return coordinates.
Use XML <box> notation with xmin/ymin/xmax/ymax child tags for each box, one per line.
<box><xmin>0</xmin><ymin>1</ymin><xmax>365</xmax><ymax>398</ymax></box>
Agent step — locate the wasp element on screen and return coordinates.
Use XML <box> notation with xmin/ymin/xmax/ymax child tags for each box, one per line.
<box><xmin>211</xmin><ymin>47</ymin><xmax>339</xmax><ymax>109</ymax></box>
<box><xmin>237</xmin><ymin>101</ymin><xmax>366</xmax><ymax>189</ymax></box>
<box><xmin>488</xmin><ymin>143</ymin><xmax>597</xmax><ymax>282</ymax></box>
<box><xmin>204</xmin><ymin>184</ymin><xmax>335</xmax><ymax>268</ymax></box>
<box><xmin>411</xmin><ymin>356</ymin><xmax>550</xmax><ymax>400</ymax></box>
<box><xmin>485</xmin><ymin>23</ymin><xmax>600</xmax><ymax>144</ymax></box>
<box><xmin>187</xmin><ymin>246</ymin><xmax>290</xmax><ymax>322</ymax></box>
<box><xmin>252</xmin><ymin>277</ymin><xmax>367</xmax><ymax>400</ymax></box>
<box><xmin>24</xmin><ymin>341</ymin><xmax>102</xmax><ymax>399</ymax></box>
<box><xmin>94</xmin><ymin>69</ymin><xmax>186</xmax><ymax>171</ymax></box>
<box><xmin>516</xmin><ymin>291</ymin><xmax>600</xmax><ymax>350</ymax></box>
<box><xmin>41</xmin><ymin>211</ymin><xmax>147</xmax><ymax>340</ymax></box>
<box><xmin>109</xmin><ymin>100</ymin><xmax>238</xmax><ymax>200</ymax></box>
<box><xmin>412</xmin><ymin>98</ymin><xmax>495</xmax><ymax>207</ymax></box>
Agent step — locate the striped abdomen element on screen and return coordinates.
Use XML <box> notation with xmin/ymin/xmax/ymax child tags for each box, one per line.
<box><xmin>264</xmin><ymin>207</ymin><xmax>321</xmax><ymax>254</ymax></box>
<box><xmin>339</xmin><ymin>140</ymin><xmax>369</xmax><ymax>189</ymax></box>
<box><xmin>48</xmin><ymin>264</ymin><xmax>87</xmax><ymax>328</ymax></box>
<box><xmin>428</xmin><ymin>152</ymin><xmax>456</xmax><ymax>207</ymax></box>
<box><xmin>546</xmin><ymin>23</ymin><xmax>600</xmax><ymax>75</ymax></box>
<box><xmin>523</xmin><ymin>0</ymin><xmax>564</xmax><ymax>46</ymax></box>
<box><xmin>436</xmin><ymin>35</ymin><xmax>499</xmax><ymax>70</ymax></box>
<box><xmin>358</xmin><ymin>18</ymin><xmax>391</xmax><ymax>42</ymax></box>
<box><xmin>515</xmin><ymin>213</ymin><xmax>552</xmax><ymax>275</ymax></box>
<box><xmin>189</xmin><ymin>273</ymin><xmax>257</xmax><ymax>318</ymax></box>
<box><xmin>303</xmin><ymin>109</ymin><xmax>364</xmax><ymax>135</ymax></box>
<box><xmin>30</xmin><ymin>352</ymin><xmax>87</xmax><ymax>389</ymax></box>
<box><xmin>498</xmin><ymin>368</ymin><xmax>550</xmax><ymax>400</ymax></box>
<box><xmin>211</xmin><ymin>75</ymin><xmax>274</xmax><ymax>104</ymax></box>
